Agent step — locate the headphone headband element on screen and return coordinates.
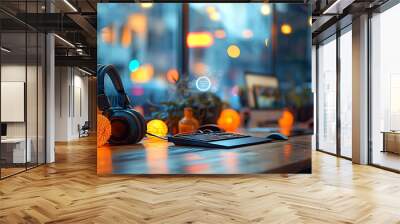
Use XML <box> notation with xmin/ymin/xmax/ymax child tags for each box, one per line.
<box><xmin>97</xmin><ymin>64</ymin><xmax>132</xmax><ymax>111</ymax></box>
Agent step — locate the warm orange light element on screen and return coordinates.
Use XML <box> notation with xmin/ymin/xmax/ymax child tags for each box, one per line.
<box><xmin>227</xmin><ymin>45</ymin><xmax>240</xmax><ymax>58</ymax></box>
<box><xmin>166</xmin><ymin>69</ymin><xmax>179</xmax><ymax>84</ymax></box>
<box><xmin>217</xmin><ymin>109</ymin><xmax>241</xmax><ymax>132</ymax></box>
<box><xmin>130</xmin><ymin>64</ymin><xmax>154</xmax><ymax>83</ymax></box>
<box><xmin>97</xmin><ymin>114</ymin><xmax>111</xmax><ymax>147</ymax></box>
<box><xmin>260</xmin><ymin>4</ymin><xmax>271</xmax><ymax>15</ymax></box>
<box><xmin>128</xmin><ymin>14</ymin><xmax>147</xmax><ymax>38</ymax></box>
<box><xmin>101</xmin><ymin>26</ymin><xmax>116</xmax><ymax>44</ymax></box>
<box><xmin>121</xmin><ymin>25</ymin><xmax>132</xmax><ymax>48</ymax></box>
<box><xmin>187</xmin><ymin>32</ymin><xmax>214</xmax><ymax>48</ymax></box>
<box><xmin>147</xmin><ymin>119</ymin><xmax>168</xmax><ymax>138</ymax></box>
<box><xmin>242</xmin><ymin>29</ymin><xmax>253</xmax><ymax>39</ymax></box>
<box><xmin>281</xmin><ymin>24</ymin><xmax>292</xmax><ymax>35</ymax></box>
<box><xmin>214</xmin><ymin>29</ymin><xmax>226</xmax><ymax>39</ymax></box>
<box><xmin>97</xmin><ymin>145</ymin><xmax>112</xmax><ymax>174</ymax></box>
<box><xmin>192</xmin><ymin>62</ymin><xmax>208</xmax><ymax>76</ymax></box>
<box><xmin>278</xmin><ymin>109</ymin><xmax>294</xmax><ymax>136</ymax></box>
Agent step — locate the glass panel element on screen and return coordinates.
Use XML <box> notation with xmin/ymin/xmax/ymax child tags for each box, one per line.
<box><xmin>1</xmin><ymin>29</ymin><xmax>28</xmax><ymax>177</ymax></box>
<box><xmin>317</xmin><ymin>37</ymin><xmax>337</xmax><ymax>154</ymax></box>
<box><xmin>371</xmin><ymin>4</ymin><xmax>400</xmax><ymax>171</ymax></box>
<box><xmin>38</xmin><ymin>32</ymin><xmax>46</xmax><ymax>165</ymax></box>
<box><xmin>339</xmin><ymin>29</ymin><xmax>352</xmax><ymax>158</ymax></box>
<box><xmin>27</xmin><ymin>30</ymin><xmax>38</xmax><ymax>169</ymax></box>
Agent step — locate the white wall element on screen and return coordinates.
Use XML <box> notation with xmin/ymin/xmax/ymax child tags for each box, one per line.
<box><xmin>54</xmin><ymin>67</ymin><xmax>89</xmax><ymax>141</ymax></box>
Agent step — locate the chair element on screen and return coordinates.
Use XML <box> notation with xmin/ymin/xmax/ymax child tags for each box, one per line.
<box><xmin>78</xmin><ymin>121</ymin><xmax>90</xmax><ymax>138</ymax></box>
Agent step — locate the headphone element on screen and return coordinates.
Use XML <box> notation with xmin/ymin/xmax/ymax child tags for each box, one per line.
<box><xmin>97</xmin><ymin>64</ymin><xmax>146</xmax><ymax>145</ymax></box>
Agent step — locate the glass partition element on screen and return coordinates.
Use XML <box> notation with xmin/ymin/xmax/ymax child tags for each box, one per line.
<box><xmin>0</xmin><ymin>1</ymin><xmax>46</xmax><ymax>179</ymax></box>
<box><xmin>339</xmin><ymin>28</ymin><xmax>352</xmax><ymax>158</ymax></box>
<box><xmin>1</xmin><ymin>30</ymin><xmax>28</xmax><ymax>177</ymax></box>
<box><xmin>371</xmin><ymin>3</ymin><xmax>400</xmax><ymax>171</ymax></box>
<box><xmin>317</xmin><ymin>36</ymin><xmax>337</xmax><ymax>154</ymax></box>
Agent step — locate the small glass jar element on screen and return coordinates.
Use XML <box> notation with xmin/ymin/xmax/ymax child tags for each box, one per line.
<box><xmin>178</xmin><ymin>107</ymin><xmax>199</xmax><ymax>134</ymax></box>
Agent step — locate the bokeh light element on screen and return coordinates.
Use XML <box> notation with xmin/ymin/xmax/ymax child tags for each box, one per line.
<box><xmin>242</xmin><ymin>29</ymin><xmax>253</xmax><ymax>39</ymax></box>
<box><xmin>130</xmin><ymin>64</ymin><xmax>154</xmax><ymax>83</ymax></box>
<box><xmin>309</xmin><ymin>16</ymin><xmax>313</xmax><ymax>26</ymax></box>
<box><xmin>227</xmin><ymin>45</ymin><xmax>240</xmax><ymax>58</ymax></box>
<box><xmin>192</xmin><ymin>62</ymin><xmax>208</xmax><ymax>76</ymax></box>
<box><xmin>166</xmin><ymin>69</ymin><xmax>179</xmax><ymax>84</ymax></box>
<box><xmin>140</xmin><ymin>3</ymin><xmax>153</xmax><ymax>9</ymax></box>
<box><xmin>101</xmin><ymin>26</ymin><xmax>115</xmax><ymax>44</ymax></box>
<box><xmin>187</xmin><ymin>32</ymin><xmax>214</xmax><ymax>48</ymax></box>
<box><xmin>217</xmin><ymin>109</ymin><xmax>241</xmax><ymax>132</ymax></box>
<box><xmin>195</xmin><ymin>76</ymin><xmax>211</xmax><ymax>92</ymax></box>
<box><xmin>206</xmin><ymin>6</ymin><xmax>220</xmax><ymax>21</ymax></box>
<box><xmin>128</xmin><ymin>14</ymin><xmax>147</xmax><ymax>38</ymax></box>
<box><xmin>129</xmin><ymin>59</ymin><xmax>140</xmax><ymax>72</ymax></box>
<box><xmin>121</xmin><ymin>25</ymin><xmax>132</xmax><ymax>47</ymax></box>
<box><xmin>264</xmin><ymin>38</ymin><xmax>269</xmax><ymax>47</ymax></box>
<box><xmin>131</xmin><ymin>86</ymin><xmax>144</xmax><ymax>96</ymax></box>
<box><xmin>231</xmin><ymin>85</ymin><xmax>239</xmax><ymax>96</ymax></box>
<box><xmin>206</xmin><ymin>6</ymin><xmax>217</xmax><ymax>14</ymax></box>
<box><xmin>209</xmin><ymin>11</ymin><xmax>220</xmax><ymax>21</ymax></box>
<box><xmin>281</xmin><ymin>23</ymin><xmax>292</xmax><ymax>35</ymax></box>
<box><xmin>147</xmin><ymin>119</ymin><xmax>168</xmax><ymax>138</ymax></box>
<box><xmin>260</xmin><ymin>4</ymin><xmax>271</xmax><ymax>15</ymax></box>
<box><xmin>214</xmin><ymin>29</ymin><xmax>226</xmax><ymax>39</ymax></box>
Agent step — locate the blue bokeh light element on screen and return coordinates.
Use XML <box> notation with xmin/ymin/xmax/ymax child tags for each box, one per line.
<box><xmin>129</xmin><ymin>59</ymin><xmax>140</xmax><ymax>72</ymax></box>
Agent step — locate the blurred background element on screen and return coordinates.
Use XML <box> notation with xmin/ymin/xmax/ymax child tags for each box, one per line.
<box><xmin>97</xmin><ymin>3</ymin><xmax>312</xmax><ymax>136</ymax></box>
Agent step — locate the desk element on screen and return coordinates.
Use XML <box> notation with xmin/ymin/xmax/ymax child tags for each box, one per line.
<box><xmin>1</xmin><ymin>138</ymin><xmax>31</xmax><ymax>164</ymax></box>
<box><xmin>97</xmin><ymin>135</ymin><xmax>311</xmax><ymax>175</ymax></box>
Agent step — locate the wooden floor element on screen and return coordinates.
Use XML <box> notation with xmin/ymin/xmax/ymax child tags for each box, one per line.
<box><xmin>1</xmin><ymin>136</ymin><xmax>400</xmax><ymax>224</ymax></box>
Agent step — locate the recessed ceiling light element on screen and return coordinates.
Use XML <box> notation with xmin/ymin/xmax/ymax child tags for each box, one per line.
<box><xmin>1</xmin><ymin>47</ymin><xmax>11</xmax><ymax>53</ymax></box>
<box><xmin>63</xmin><ymin>0</ymin><xmax>78</xmax><ymax>12</ymax></box>
<box><xmin>54</xmin><ymin>34</ymin><xmax>75</xmax><ymax>48</ymax></box>
<box><xmin>78</xmin><ymin>67</ymin><xmax>93</xmax><ymax>76</ymax></box>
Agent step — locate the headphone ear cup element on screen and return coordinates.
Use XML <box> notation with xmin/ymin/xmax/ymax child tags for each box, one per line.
<box><xmin>108</xmin><ymin>110</ymin><xmax>135</xmax><ymax>144</ymax></box>
<box><xmin>129</xmin><ymin>109</ymin><xmax>146</xmax><ymax>142</ymax></box>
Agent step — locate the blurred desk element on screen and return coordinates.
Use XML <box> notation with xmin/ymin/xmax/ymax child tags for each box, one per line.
<box><xmin>97</xmin><ymin>135</ymin><xmax>311</xmax><ymax>175</ymax></box>
<box><xmin>1</xmin><ymin>138</ymin><xmax>31</xmax><ymax>164</ymax></box>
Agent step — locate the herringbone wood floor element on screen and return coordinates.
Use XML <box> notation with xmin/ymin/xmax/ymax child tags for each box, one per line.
<box><xmin>1</xmin><ymin>136</ymin><xmax>400</xmax><ymax>224</ymax></box>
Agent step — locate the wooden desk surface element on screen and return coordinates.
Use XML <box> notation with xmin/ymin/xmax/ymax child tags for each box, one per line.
<box><xmin>97</xmin><ymin>135</ymin><xmax>311</xmax><ymax>175</ymax></box>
